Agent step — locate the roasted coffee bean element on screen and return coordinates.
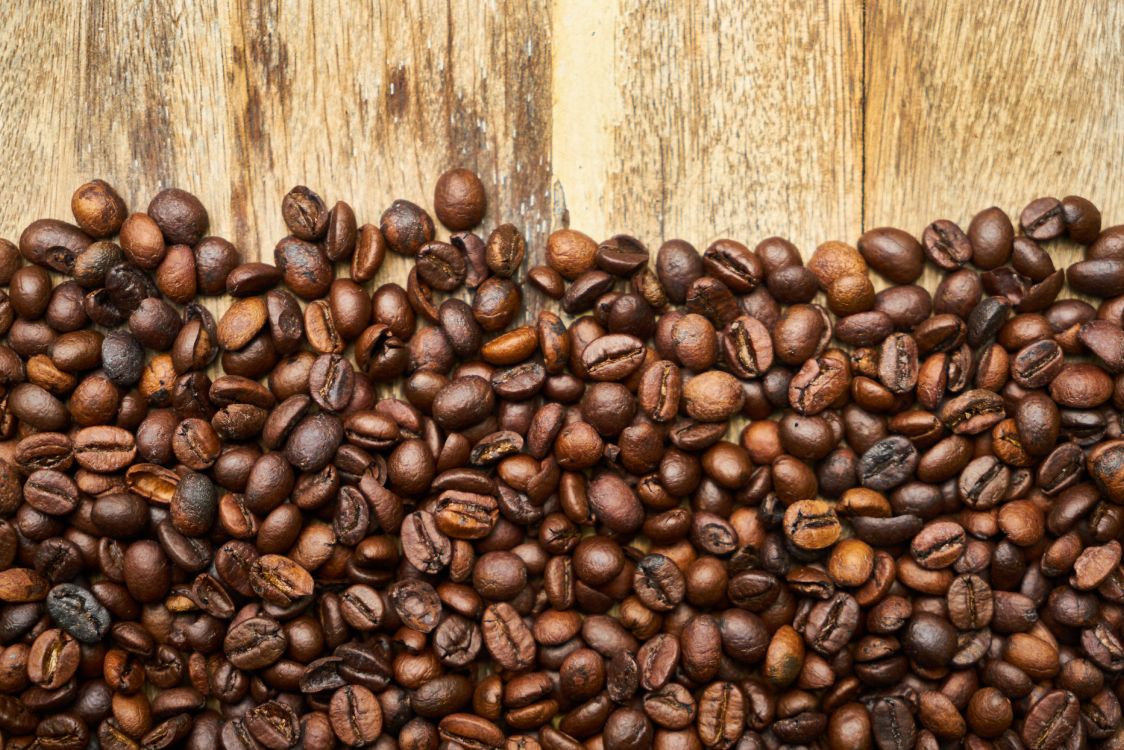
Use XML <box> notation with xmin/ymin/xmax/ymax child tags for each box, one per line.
<box><xmin>804</xmin><ymin>592</ymin><xmax>860</xmax><ymax>656</ymax></box>
<box><xmin>859</xmin><ymin>436</ymin><xmax>918</xmax><ymax>491</ymax></box>
<box><xmin>224</xmin><ymin>616</ymin><xmax>287</xmax><ymax>670</ymax></box>
<box><xmin>249</xmin><ymin>554</ymin><xmax>313</xmax><ymax>607</ymax></box>
<box><xmin>434</xmin><ymin>169</ymin><xmax>487</xmax><ymax>231</ymax></box>
<box><xmin>401</xmin><ymin>510</ymin><xmax>453</xmax><ymax>573</ymax></box>
<box><xmin>922</xmin><ymin>219</ymin><xmax>972</xmax><ymax>269</ymax></box>
<box><xmin>633</xmin><ymin>554</ymin><xmax>685</xmax><ymax>612</ymax></box>
<box><xmin>1021</xmin><ymin>690</ymin><xmax>1079</xmax><ymax>750</ymax></box>
<box><xmin>870</xmin><ymin>696</ymin><xmax>916</xmax><ymax>750</ymax></box>
<box><xmin>45</xmin><ymin>583</ymin><xmax>110</xmax><ymax>643</ymax></box>
<box><xmin>416</xmin><ymin>241</ymin><xmax>467</xmax><ymax>291</ymax></box>
<box><xmin>911</xmin><ymin>520</ymin><xmax>966</xmax><ymax>569</ymax></box>
<box><xmin>958</xmin><ymin>455</ymin><xmax>1010</xmax><ymax>509</ymax></box>
<box><xmin>482</xmin><ymin>602</ymin><xmax>536</xmax><ymax>672</ymax></box>
<box><xmin>790</xmin><ymin>352</ymin><xmax>849</xmax><ymax>415</ymax></box>
<box><xmin>439</xmin><ymin>713</ymin><xmax>503</xmax><ymax>750</ymax></box>
<box><xmin>859</xmin><ymin>227</ymin><xmax>924</xmax><ymax>284</ymax></box>
<box><xmin>10</xmin><ymin>177</ymin><xmax>1124</xmax><ymax>745</ymax></box>
<box><xmin>329</xmin><ymin>685</ymin><xmax>384</xmax><ymax>746</ymax></box>
<box><xmin>784</xmin><ymin>499</ymin><xmax>841</xmax><ymax>550</ymax></box>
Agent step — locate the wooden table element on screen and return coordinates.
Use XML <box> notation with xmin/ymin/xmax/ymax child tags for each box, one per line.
<box><xmin>1</xmin><ymin>0</ymin><xmax>1122</xmax><ymax>308</ymax></box>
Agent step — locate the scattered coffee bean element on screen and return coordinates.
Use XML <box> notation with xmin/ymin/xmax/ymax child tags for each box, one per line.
<box><xmin>1</xmin><ymin>177</ymin><xmax>1122</xmax><ymax>750</ymax></box>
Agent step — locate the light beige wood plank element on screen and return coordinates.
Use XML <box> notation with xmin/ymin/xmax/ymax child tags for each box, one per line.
<box><xmin>0</xmin><ymin>3</ymin><xmax>85</xmax><ymax>235</ymax></box>
<box><xmin>0</xmin><ymin>0</ymin><xmax>554</xmax><ymax>307</ymax></box>
<box><xmin>865</xmin><ymin>0</ymin><xmax>1124</xmax><ymax>289</ymax></box>
<box><xmin>552</xmin><ymin>0</ymin><xmax>865</xmax><ymax>254</ymax></box>
<box><xmin>220</xmin><ymin>0</ymin><xmax>555</xmax><ymax>270</ymax></box>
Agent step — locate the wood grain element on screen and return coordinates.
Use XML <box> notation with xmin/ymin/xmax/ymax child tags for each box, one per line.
<box><xmin>865</xmin><ymin>0</ymin><xmax>1124</xmax><ymax>290</ymax></box>
<box><xmin>0</xmin><ymin>0</ymin><xmax>553</xmax><ymax>318</ymax></box>
<box><xmin>553</xmin><ymin>0</ymin><xmax>865</xmax><ymax>254</ymax></box>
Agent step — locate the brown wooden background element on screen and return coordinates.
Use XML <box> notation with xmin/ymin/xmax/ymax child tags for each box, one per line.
<box><xmin>1</xmin><ymin>0</ymin><xmax>1122</xmax><ymax>309</ymax></box>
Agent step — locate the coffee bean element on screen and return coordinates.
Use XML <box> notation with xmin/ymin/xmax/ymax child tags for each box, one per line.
<box><xmin>596</xmin><ymin>235</ymin><xmax>648</xmax><ymax>277</ymax></box>
<box><xmin>633</xmin><ymin>554</ymin><xmax>685</xmax><ymax>612</ymax></box>
<box><xmin>244</xmin><ymin>700</ymin><xmax>300</xmax><ymax>750</ymax></box>
<box><xmin>482</xmin><ymin>602</ymin><xmax>536</xmax><ymax>672</ymax></box>
<box><xmin>1072</xmin><ymin>541</ymin><xmax>1121</xmax><ymax>590</ymax></box>
<box><xmin>579</xmin><ymin>333</ymin><xmax>645</xmax><ymax>382</ymax></box>
<box><xmin>0</xmin><ymin>568</ymin><xmax>50</xmax><ymax>602</ymax></box>
<box><xmin>803</xmin><ymin>592</ymin><xmax>860</xmax><ymax>656</ymax></box>
<box><xmin>274</xmin><ymin>236</ymin><xmax>333</xmax><ymax>300</ymax></box>
<box><xmin>416</xmin><ymin>241</ymin><xmax>467</xmax><ymax>291</ymax></box>
<box><xmin>1011</xmin><ymin>338</ymin><xmax>1064</xmax><ymax>388</ymax></box>
<box><xmin>859</xmin><ymin>436</ymin><xmax>918</xmax><ymax>491</ymax></box>
<box><xmin>784</xmin><ymin>499</ymin><xmax>841</xmax><ymax>550</ymax></box>
<box><xmin>858</xmin><ymin>227</ymin><xmax>924</xmax><ymax>284</ymax></box>
<box><xmin>71</xmin><ymin>426</ymin><xmax>135</xmax><ymax>474</ymax></box>
<box><xmin>921</xmin><ymin>219</ymin><xmax>972</xmax><ymax>269</ymax></box>
<box><xmin>643</xmin><ymin>683</ymin><xmax>695</xmax><ymax>729</ymax></box>
<box><xmin>14</xmin><ymin>178</ymin><xmax>1124</xmax><ymax>746</ymax></box>
<box><xmin>385</xmin><ymin>578</ymin><xmax>440</xmax><ymax>633</ymax></box>
<box><xmin>945</xmin><ymin>573</ymin><xmax>993</xmax><ymax>630</ymax></box>
<box><xmin>249</xmin><ymin>554</ymin><xmax>313</xmax><ymax>607</ymax></box>
<box><xmin>789</xmin><ymin>351</ymin><xmax>850</xmax><ymax>415</ymax></box>
<box><xmin>1021</xmin><ymin>690</ymin><xmax>1079</xmax><ymax>750</ymax></box>
<box><xmin>27</xmin><ymin>627</ymin><xmax>79</xmax><ymax>689</ymax></box>
<box><xmin>683</xmin><ymin>370</ymin><xmax>744</xmax><ymax>422</ymax></box>
<box><xmin>45</xmin><ymin>583</ymin><xmax>110</xmax><ymax>643</ymax></box>
<box><xmin>958</xmin><ymin>455</ymin><xmax>1011</xmax><ymax>509</ymax></box>
<box><xmin>439</xmin><ymin>713</ymin><xmax>504</xmax><ymax>750</ymax></box>
<box><xmin>401</xmin><ymin>510</ymin><xmax>452</xmax><ymax>574</ymax></box>
<box><xmin>911</xmin><ymin>520</ymin><xmax>966</xmax><ymax>569</ymax></box>
<box><xmin>330</xmin><ymin>685</ymin><xmax>384</xmax><ymax>747</ymax></box>
<box><xmin>1021</xmin><ymin>197</ymin><xmax>1066</xmax><ymax>240</ymax></box>
<box><xmin>870</xmin><ymin>696</ymin><xmax>916</xmax><ymax>750</ymax></box>
<box><xmin>224</xmin><ymin>616</ymin><xmax>287</xmax><ymax>670</ymax></box>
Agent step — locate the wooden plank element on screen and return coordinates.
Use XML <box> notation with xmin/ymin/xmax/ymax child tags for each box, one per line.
<box><xmin>552</xmin><ymin>0</ymin><xmax>865</xmax><ymax>255</ymax></box>
<box><xmin>0</xmin><ymin>0</ymin><xmax>554</xmax><ymax>307</ymax></box>
<box><xmin>0</xmin><ymin>3</ymin><xmax>84</xmax><ymax>236</ymax></box>
<box><xmin>865</xmin><ymin>0</ymin><xmax>1124</xmax><ymax>290</ymax></box>
<box><xmin>217</xmin><ymin>0</ymin><xmax>555</xmax><ymax>267</ymax></box>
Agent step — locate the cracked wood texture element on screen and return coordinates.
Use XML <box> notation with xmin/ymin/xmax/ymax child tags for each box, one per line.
<box><xmin>0</xmin><ymin>0</ymin><xmax>1121</xmax><ymax>313</ymax></box>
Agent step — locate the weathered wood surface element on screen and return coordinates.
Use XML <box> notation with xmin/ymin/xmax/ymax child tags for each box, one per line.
<box><xmin>0</xmin><ymin>0</ymin><xmax>1120</xmax><ymax>304</ymax></box>
<box><xmin>864</xmin><ymin>0</ymin><xmax>1124</xmax><ymax>290</ymax></box>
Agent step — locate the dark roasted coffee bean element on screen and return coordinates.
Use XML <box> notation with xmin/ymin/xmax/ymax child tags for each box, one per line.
<box><xmin>871</xmin><ymin>696</ymin><xmax>916</xmax><ymax>750</ymax></box>
<box><xmin>482</xmin><ymin>602</ymin><xmax>535</xmax><ymax>672</ymax></box>
<box><xmin>859</xmin><ymin>436</ymin><xmax>918</xmax><ymax>491</ymax></box>
<box><xmin>224</xmin><ymin>616</ymin><xmax>287</xmax><ymax>670</ymax></box>
<box><xmin>249</xmin><ymin>554</ymin><xmax>313</xmax><ymax>607</ymax></box>
<box><xmin>633</xmin><ymin>554</ymin><xmax>685</xmax><ymax>612</ymax></box>
<box><xmin>439</xmin><ymin>714</ymin><xmax>503</xmax><ymax>750</ymax></box>
<box><xmin>1021</xmin><ymin>690</ymin><xmax>1079</xmax><ymax>750</ymax></box>
<box><xmin>45</xmin><ymin>583</ymin><xmax>110</xmax><ymax>643</ymax></box>
<box><xmin>401</xmin><ymin>510</ymin><xmax>452</xmax><ymax>573</ymax></box>
<box><xmin>922</xmin><ymin>219</ymin><xmax>972</xmax><ymax>269</ymax></box>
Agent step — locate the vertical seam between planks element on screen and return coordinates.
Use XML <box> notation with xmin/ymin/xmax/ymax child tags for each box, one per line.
<box><xmin>860</xmin><ymin>0</ymin><xmax>867</xmax><ymax>234</ymax></box>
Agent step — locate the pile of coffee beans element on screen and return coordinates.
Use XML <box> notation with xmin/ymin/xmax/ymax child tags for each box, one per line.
<box><xmin>0</xmin><ymin>173</ymin><xmax>1122</xmax><ymax>750</ymax></box>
